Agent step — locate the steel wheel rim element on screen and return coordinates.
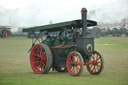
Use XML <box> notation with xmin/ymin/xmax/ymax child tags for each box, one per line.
<box><xmin>30</xmin><ymin>44</ymin><xmax>47</xmax><ymax>73</ymax></box>
<box><xmin>67</xmin><ymin>52</ymin><xmax>82</xmax><ymax>76</ymax></box>
<box><xmin>87</xmin><ymin>51</ymin><xmax>102</xmax><ymax>74</ymax></box>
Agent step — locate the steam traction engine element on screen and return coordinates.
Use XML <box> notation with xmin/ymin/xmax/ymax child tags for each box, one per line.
<box><xmin>23</xmin><ymin>8</ymin><xmax>103</xmax><ymax>76</ymax></box>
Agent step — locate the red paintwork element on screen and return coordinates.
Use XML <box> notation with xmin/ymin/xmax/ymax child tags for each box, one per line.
<box><xmin>86</xmin><ymin>52</ymin><xmax>102</xmax><ymax>74</ymax></box>
<box><xmin>30</xmin><ymin>44</ymin><xmax>47</xmax><ymax>73</ymax></box>
<box><xmin>81</xmin><ymin>11</ymin><xmax>87</xmax><ymax>13</ymax></box>
<box><xmin>66</xmin><ymin>52</ymin><xmax>82</xmax><ymax>76</ymax></box>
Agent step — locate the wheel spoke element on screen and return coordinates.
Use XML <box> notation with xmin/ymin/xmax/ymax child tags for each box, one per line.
<box><xmin>73</xmin><ymin>56</ymin><xmax>76</xmax><ymax>62</ymax></box>
<box><xmin>35</xmin><ymin>56</ymin><xmax>40</xmax><ymax>59</ymax></box>
<box><xmin>42</xmin><ymin>54</ymin><xmax>47</xmax><ymax>60</ymax></box>
<box><xmin>77</xmin><ymin>56</ymin><xmax>78</xmax><ymax>61</ymax></box>
<box><xmin>89</xmin><ymin>64</ymin><xmax>93</xmax><ymax>68</ymax></box>
<box><xmin>88</xmin><ymin>65</ymin><xmax>93</xmax><ymax>72</ymax></box>
<box><xmin>77</xmin><ymin>63</ymin><xmax>81</xmax><ymax>66</ymax></box>
<box><xmin>97</xmin><ymin>64</ymin><xmax>101</xmax><ymax>69</ymax></box>
<box><xmin>32</xmin><ymin>54</ymin><xmax>38</xmax><ymax>57</ymax></box>
<box><xmin>32</xmin><ymin>61</ymin><xmax>40</xmax><ymax>65</ymax></box>
<box><xmin>76</xmin><ymin>66</ymin><xmax>80</xmax><ymax>73</ymax></box>
<box><xmin>92</xmin><ymin>65</ymin><xmax>96</xmax><ymax>73</ymax></box>
<box><xmin>70</xmin><ymin>57</ymin><xmax>73</xmax><ymax>64</ymax></box>
<box><xmin>35</xmin><ymin>58</ymin><xmax>40</xmax><ymax>61</ymax></box>
<box><xmin>92</xmin><ymin>54</ymin><xmax>95</xmax><ymax>61</ymax></box>
<box><xmin>39</xmin><ymin>63</ymin><xmax>42</xmax><ymax>68</ymax></box>
<box><xmin>35</xmin><ymin>47</ymin><xmax>39</xmax><ymax>56</ymax></box>
<box><xmin>71</xmin><ymin>66</ymin><xmax>75</xmax><ymax>72</ymax></box>
<box><xmin>97</xmin><ymin>61</ymin><xmax>101</xmax><ymax>63</ymax></box>
<box><xmin>42</xmin><ymin>61</ymin><xmax>46</xmax><ymax>66</ymax></box>
<box><xmin>97</xmin><ymin>64</ymin><xmax>100</xmax><ymax>72</ymax></box>
<box><xmin>39</xmin><ymin>47</ymin><xmax>42</xmax><ymax>56</ymax></box>
<box><xmin>96</xmin><ymin>56</ymin><xmax>100</xmax><ymax>61</ymax></box>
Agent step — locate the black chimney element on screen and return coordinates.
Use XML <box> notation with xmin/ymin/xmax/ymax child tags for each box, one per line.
<box><xmin>81</xmin><ymin>8</ymin><xmax>87</xmax><ymax>36</ymax></box>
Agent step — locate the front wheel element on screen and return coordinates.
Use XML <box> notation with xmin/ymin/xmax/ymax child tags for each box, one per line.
<box><xmin>66</xmin><ymin>51</ymin><xmax>84</xmax><ymax>76</ymax></box>
<box><xmin>86</xmin><ymin>51</ymin><xmax>104</xmax><ymax>75</ymax></box>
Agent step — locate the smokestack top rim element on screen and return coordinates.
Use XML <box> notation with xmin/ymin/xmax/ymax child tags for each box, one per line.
<box><xmin>81</xmin><ymin>8</ymin><xmax>88</xmax><ymax>13</ymax></box>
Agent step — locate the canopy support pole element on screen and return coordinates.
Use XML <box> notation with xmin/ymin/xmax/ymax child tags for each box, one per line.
<box><xmin>28</xmin><ymin>31</ymin><xmax>42</xmax><ymax>53</ymax></box>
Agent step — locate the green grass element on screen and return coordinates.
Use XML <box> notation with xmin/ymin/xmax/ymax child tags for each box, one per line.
<box><xmin>0</xmin><ymin>36</ymin><xmax>128</xmax><ymax>85</ymax></box>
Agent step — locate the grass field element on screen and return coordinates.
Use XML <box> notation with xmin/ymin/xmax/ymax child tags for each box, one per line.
<box><xmin>0</xmin><ymin>36</ymin><xmax>128</xmax><ymax>85</ymax></box>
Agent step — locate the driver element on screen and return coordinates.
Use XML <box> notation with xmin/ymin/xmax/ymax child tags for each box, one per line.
<box><xmin>45</xmin><ymin>32</ymin><xmax>50</xmax><ymax>38</ymax></box>
<box><xmin>42</xmin><ymin>31</ymin><xmax>51</xmax><ymax>46</ymax></box>
<box><xmin>41</xmin><ymin>31</ymin><xmax>50</xmax><ymax>41</ymax></box>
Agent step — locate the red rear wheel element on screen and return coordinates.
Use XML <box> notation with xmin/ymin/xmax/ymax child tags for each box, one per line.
<box><xmin>66</xmin><ymin>51</ymin><xmax>84</xmax><ymax>76</ymax></box>
<box><xmin>86</xmin><ymin>51</ymin><xmax>103</xmax><ymax>75</ymax></box>
<box><xmin>30</xmin><ymin>44</ymin><xmax>53</xmax><ymax>74</ymax></box>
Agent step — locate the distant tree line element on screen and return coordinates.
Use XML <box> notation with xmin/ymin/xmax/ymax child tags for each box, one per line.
<box><xmin>87</xmin><ymin>27</ymin><xmax>128</xmax><ymax>38</ymax></box>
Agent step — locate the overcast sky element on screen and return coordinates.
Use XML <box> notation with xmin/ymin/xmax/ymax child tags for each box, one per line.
<box><xmin>0</xmin><ymin>0</ymin><xmax>128</xmax><ymax>28</ymax></box>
